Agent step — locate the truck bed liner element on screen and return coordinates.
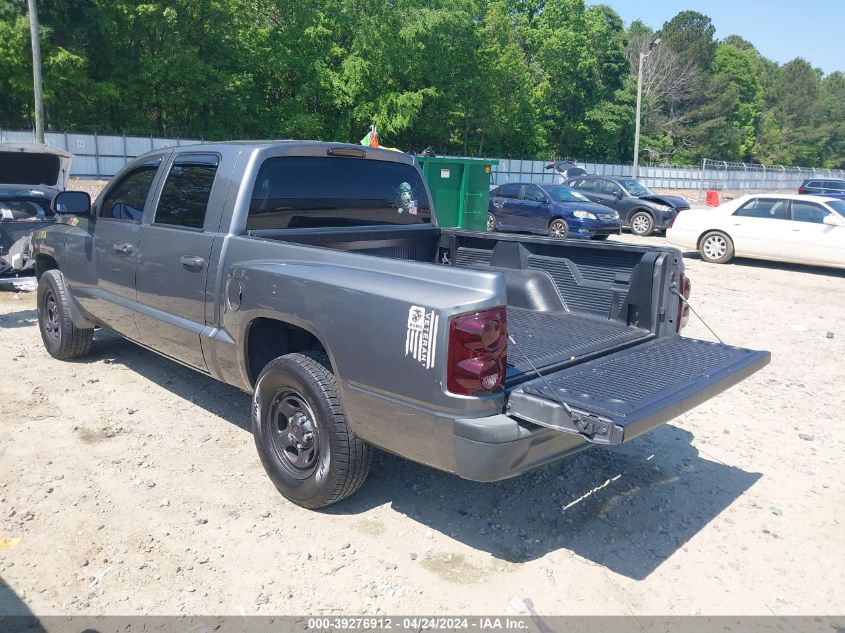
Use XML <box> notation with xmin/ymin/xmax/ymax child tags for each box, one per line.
<box><xmin>506</xmin><ymin>307</ymin><xmax>648</xmax><ymax>377</ymax></box>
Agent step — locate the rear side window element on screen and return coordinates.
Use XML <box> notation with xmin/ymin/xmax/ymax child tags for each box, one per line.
<box><xmin>734</xmin><ymin>198</ymin><xmax>789</xmax><ymax>220</ymax></box>
<box><xmin>497</xmin><ymin>183</ymin><xmax>520</xmax><ymax>198</ymax></box>
<box><xmin>154</xmin><ymin>154</ymin><xmax>219</xmax><ymax>229</ymax></box>
<box><xmin>100</xmin><ymin>161</ymin><xmax>160</xmax><ymax>221</ymax></box>
<box><xmin>574</xmin><ymin>179</ymin><xmax>597</xmax><ymax>192</ymax></box>
<box><xmin>247</xmin><ymin>157</ymin><xmax>431</xmax><ymax>230</ymax></box>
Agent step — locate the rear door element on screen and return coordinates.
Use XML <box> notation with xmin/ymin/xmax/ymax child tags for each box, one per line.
<box><xmin>134</xmin><ymin>153</ymin><xmax>222</xmax><ymax>370</ymax></box>
<box><xmin>781</xmin><ymin>200</ymin><xmax>845</xmax><ymax>267</ymax></box>
<box><xmin>492</xmin><ymin>183</ymin><xmax>522</xmax><ymax>230</ymax></box>
<box><xmin>81</xmin><ymin>158</ymin><xmax>162</xmax><ymax>340</ymax></box>
<box><xmin>517</xmin><ymin>184</ymin><xmax>547</xmax><ymax>233</ymax></box>
<box><xmin>508</xmin><ymin>335</ymin><xmax>769</xmax><ymax>445</ymax></box>
<box><xmin>728</xmin><ymin>197</ymin><xmax>791</xmax><ymax>258</ymax></box>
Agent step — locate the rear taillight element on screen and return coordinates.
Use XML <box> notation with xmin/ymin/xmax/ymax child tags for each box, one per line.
<box><xmin>798</xmin><ymin>186</ymin><xmax>806</xmax><ymax>194</ymax></box>
<box><xmin>676</xmin><ymin>273</ymin><xmax>691</xmax><ymax>331</ymax></box>
<box><xmin>447</xmin><ymin>307</ymin><xmax>507</xmax><ymax>396</ymax></box>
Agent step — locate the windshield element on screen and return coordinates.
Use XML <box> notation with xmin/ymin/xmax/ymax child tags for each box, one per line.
<box><xmin>827</xmin><ymin>200</ymin><xmax>845</xmax><ymax>217</ymax></box>
<box><xmin>617</xmin><ymin>179</ymin><xmax>655</xmax><ymax>196</ymax></box>
<box><xmin>544</xmin><ymin>185</ymin><xmax>590</xmax><ymax>203</ymax></box>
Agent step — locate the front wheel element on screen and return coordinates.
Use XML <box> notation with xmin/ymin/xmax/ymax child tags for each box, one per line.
<box><xmin>37</xmin><ymin>270</ymin><xmax>94</xmax><ymax>360</ymax></box>
<box><xmin>252</xmin><ymin>351</ymin><xmax>372</xmax><ymax>509</ymax></box>
<box><xmin>699</xmin><ymin>231</ymin><xmax>734</xmax><ymax>264</ymax></box>
<box><xmin>487</xmin><ymin>212</ymin><xmax>497</xmax><ymax>232</ymax></box>
<box><xmin>548</xmin><ymin>218</ymin><xmax>569</xmax><ymax>238</ymax></box>
<box><xmin>629</xmin><ymin>211</ymin><xmax>654</xmax><ymax>236</ymax></box>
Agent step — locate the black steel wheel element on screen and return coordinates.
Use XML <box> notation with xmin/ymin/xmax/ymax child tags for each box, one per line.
<box><xmin>252</xmin><ymin>351</ymin><xmax>372</xmax><ymax>508</ymax></box>
<box><xmin>37</xmin><ymin>269</ymin><xmax>93</xmax><ymax>360</ymax></box>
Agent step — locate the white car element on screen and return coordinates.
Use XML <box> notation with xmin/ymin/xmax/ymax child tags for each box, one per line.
<box><xmin>666</xmin><ymin>194</ymin><xmax>845</xmax><ymax>269</ymax></box>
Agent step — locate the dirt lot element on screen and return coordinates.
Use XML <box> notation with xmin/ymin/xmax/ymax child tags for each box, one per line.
<box><xmin>1</xmin><ymin>235</ymin><xmax>843</xmax><ymax>617</ymax></box>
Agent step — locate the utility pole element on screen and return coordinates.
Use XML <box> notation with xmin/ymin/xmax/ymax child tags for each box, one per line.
<box><xmin>632</xmin><ymin>36</ymin><xmax>661</xmax><ymax>179</ymax></box>
<box><xmin>27</xmin><ymin>0</ymin><xmax>45</xmax><ymax>144</ymax></box>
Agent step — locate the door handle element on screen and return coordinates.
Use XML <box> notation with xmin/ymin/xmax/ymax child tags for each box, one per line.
<box><xmin>180</xmin><ymin>255</ymin><xmax>207</xmax><ymax>271</ymax></box>
<box><xmin>113</xmin><ymin>242</ymin><xmax>135</xmax><ymax>255</ymax></box>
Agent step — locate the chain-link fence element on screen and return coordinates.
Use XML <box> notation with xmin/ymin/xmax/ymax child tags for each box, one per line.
<box><xmin>4</xmin><ymin>128</ymin><xmax>844</xmax><ymax>194</ymax></box>
<box><xmin>488</xmin><ymin>156</ymin><xmax>845</xmax><ymax>196</ymax></box>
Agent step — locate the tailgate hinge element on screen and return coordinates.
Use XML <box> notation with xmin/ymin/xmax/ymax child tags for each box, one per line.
<box><xmin>568</xmin><ymin>409</ymin><xmax>622</xmax><ymax>445</ymax></box>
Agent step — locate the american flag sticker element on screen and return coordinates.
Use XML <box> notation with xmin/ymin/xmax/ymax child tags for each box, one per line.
<box><xmin>405</xmin><ymin>305</ymin><xmax>439</xmax><ymax>369</ymax></box>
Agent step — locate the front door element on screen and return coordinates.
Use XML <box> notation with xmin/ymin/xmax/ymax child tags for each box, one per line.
<box><xmin>134</xmin><ymin>153</ymin><xmax>221</xmax><ymax>370</ymax></box>
<box><xmin>781</xmin><ymin>200</ymin><xmax>845</xmax><ymax>267</ymax></box>
<box><xmin>81</xmin><ymin>159</ymin><xmax>162</xmax><ymax>340</ymax></box>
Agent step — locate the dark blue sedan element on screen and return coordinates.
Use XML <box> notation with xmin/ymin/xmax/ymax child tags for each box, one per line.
<box><xmin>488</xmin><ymin>182</ymin><xmax>621</xmax><ymax>239</ymax></box>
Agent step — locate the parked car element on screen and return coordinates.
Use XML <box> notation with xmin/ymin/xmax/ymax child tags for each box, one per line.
<box><xmin>667</xmin><ymin>193</ymin><xmax>845</xmax><ymax>268</ymax></box>
<box><xmin>0</xmin><ymin>142</ymin><xmax>72</xmax><ymax>274</ymax></box>
<box><xmin>566</xmin><ymin>175</ymin><xmax>690</xmax><ymax>236</ymax></box>
<box><xmin>488</xmin><ymin>182</ymin><xmax>621</xmax><ymax>239</ymax></box>
<box><xmin>798</xmin><ymin>178</ymin><xmax>845</xmax><ymax>199</ymax></box>
<box><xmin>31</xmin><ymin>141</ymin><xmax>768</xmax><ymax>508</ymax></box>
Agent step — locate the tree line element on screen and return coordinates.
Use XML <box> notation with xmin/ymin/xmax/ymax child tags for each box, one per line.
<box><xmin>1</xmin><ymin>0</ymin><xmax>843</xmax><ymax>167</ymax></box>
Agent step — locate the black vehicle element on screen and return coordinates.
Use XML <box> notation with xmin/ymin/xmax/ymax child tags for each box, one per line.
<box><xmin>0</xmin><ymin>142</ymin><xmax>72</xmax><ymax>274</ymax></box>
<box><xmin>798</xmin><ymin>178</ymin><xmax>845</xmax><ymax>199</ymax></box>
<box><xmin>566</xmin><ymin>175</ymin><xmax>690</xmax><ymax>236</ymax></box>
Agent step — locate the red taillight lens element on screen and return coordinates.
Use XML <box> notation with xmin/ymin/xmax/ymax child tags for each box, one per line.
<box><xmin>447</xmin><ymin>307</ymin><xmax>507</xmax><ymax>396</ymax></box>
<box><xmin>798</xmin><ymin>187</ymin><xmax>806</xmax><ymax>194</ymax></box>
<box><xmin>676</xmin><ymin>273</ymin><xmax>691</xmax><ymax>331</ymax></box>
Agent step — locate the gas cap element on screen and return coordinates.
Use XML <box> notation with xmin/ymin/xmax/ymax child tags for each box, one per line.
<box><xmin>225</xmin><ymin>276</ymin><xmax>242</xmax><ymax>312</ymax></box>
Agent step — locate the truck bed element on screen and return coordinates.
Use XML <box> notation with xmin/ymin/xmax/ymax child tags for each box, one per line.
<box><xmin>506</xmin><ymin>307</ymin><xmax>648</xmax><ymax>378</ymax></box>
<box><xmin>249</xmin><ymin>225</ymin><xmax>672</xmax><ymax>381</ymax></box>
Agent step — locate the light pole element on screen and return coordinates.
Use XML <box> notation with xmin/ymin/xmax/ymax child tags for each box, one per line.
<box><xmin>27</xmin><ymin>0</ymin><xmax>45</xmax><ymax>143</ymax></box>
<box><xmin>632</xmin><ymin>36</ymin><xmax>660</xmax><ymax>179</ymax></box>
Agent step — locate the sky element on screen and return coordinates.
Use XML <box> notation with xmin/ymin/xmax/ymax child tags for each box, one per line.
<box><xmin>587</xmin><ymin>0</ymin><xmax>843</xmax><ymax>75</ymax></box>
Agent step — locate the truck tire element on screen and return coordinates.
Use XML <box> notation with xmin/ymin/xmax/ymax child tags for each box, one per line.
<box><xmin>37</xmin><ymin>269</ymin><xmax>94</xmax><ymax>360</ymax></box>
<box><xmin>699</xmin><ymin>230</ymin><xmax>734</xmax><ymax>264</ymax></box>
<box><xmin>252</xmin><ymin>351</ymin><xmax>372</xmax><ymax>509</ymax></box>
<box><xmin>629</xmin><ymin>211</ymin><xmax>654</xmax><ymax>236</ymax></box>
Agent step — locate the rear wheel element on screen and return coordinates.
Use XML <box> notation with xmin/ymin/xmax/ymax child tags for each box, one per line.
<box><xmin>630</xmin><ymin>211</ymin><xmax>654</xmax><ymax>236</ymax></box>
<box><xmin>548</xmin><ymin>218</ymin><xmax>569</xmax><ymax>238</ymax></box>
<box><xmin>252</xmin><ymin>351</ymin><xmax>372</xmax><ymax>509</ymax></box>
<box><xmin>37</xmin><ymin>270</ymin><xmax>93</xmax><ymax>360</ymax></box>
<box><xmin>487</xmin><ymin>212</ymin><xmax>496</xmax><ymax>232</ymax></box>
<box><xmin>699</xmin><ymin>231</ymin><xmax>734</xmax><ymax>264</ymax></box>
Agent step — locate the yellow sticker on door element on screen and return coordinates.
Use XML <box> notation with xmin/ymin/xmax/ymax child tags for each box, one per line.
<box><xmin>440</xmin><ymin>169</ymin><xmax>450</xmax><ymax>178</ymax></box>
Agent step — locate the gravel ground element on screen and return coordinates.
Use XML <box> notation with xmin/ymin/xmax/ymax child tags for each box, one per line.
<box><xmin>0</xmin><ymin>234</ymin><xmax>843</xmax><ymax>617</ymax></box>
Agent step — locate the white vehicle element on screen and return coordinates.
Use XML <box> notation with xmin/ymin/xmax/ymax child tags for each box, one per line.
<box><xmin>666</xmin><ymin>194</ymin><xmax>845</xmax><ymax>269</ymax></box>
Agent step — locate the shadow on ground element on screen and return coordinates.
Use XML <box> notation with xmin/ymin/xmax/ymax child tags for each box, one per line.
<box><xmin>0</xmin><ymin>576</ymin><xmax>45</xmax><ymax>631</ymax></box>
<box><xmin>77</xmin><ymin>331</ymin><xmax>760</xmax><ymax>581</ymax></box>
<box><xmin>0</xmin><ymin>308</ymin><xmax>38</xmax><ymax>329</ymax></box>
<box><xmin>680</xmin><ymin>250</ymin><xmax>845</xmax><ymax>277</ymax></box>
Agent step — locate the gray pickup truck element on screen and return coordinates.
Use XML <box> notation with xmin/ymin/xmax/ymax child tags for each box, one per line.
<box><xmin>31</xmin><ymin>141</ymin><xmax>769</xmax><ymax>508</ymax></box>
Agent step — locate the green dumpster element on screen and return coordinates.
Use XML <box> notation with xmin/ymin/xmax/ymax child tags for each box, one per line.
<box><xmin>416</xmin><ymin>156</ymin><xmax>498</xmax><ymax>232</ymax></box>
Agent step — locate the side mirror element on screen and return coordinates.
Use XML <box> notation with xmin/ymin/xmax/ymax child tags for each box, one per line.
<box><xmin>613</xmin><ymin>189</ymin><xmax>623</xmax><ymax>199</ymax></box>
<box><xmin>52</xmin><ymin>191</ymin><xmax>91</xmax><ymax>215</ymax></box>
<box><xmin>823</xmin><ymin>214</ymin><xmax>844</xmax><ymax>227</ymax></box>
<box><xmin>535</xmin><ymin>195</ymin><xmax>549</xmax><ymax>204</ymax></box>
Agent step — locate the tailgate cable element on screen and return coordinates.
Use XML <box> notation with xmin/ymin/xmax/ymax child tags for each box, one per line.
<box><xmin>671</xmin><ymin>285</ymin><xmax>724</xmax><ymax>344</ymax></box>
<box><xmin>507</xmin><ymin>334</ymin><xmax>604</xmax><ymax>437</ymax></box>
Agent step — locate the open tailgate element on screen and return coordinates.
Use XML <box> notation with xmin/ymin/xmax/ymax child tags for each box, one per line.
<box><xmin>507</xmin><ymin>336</ymin><xmax>769</xmax><ymax>445</ymax></box>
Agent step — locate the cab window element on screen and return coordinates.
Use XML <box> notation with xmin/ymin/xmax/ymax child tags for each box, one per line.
<box><xmin>100</xmin><ymin>160</ymin><xmax>161</xmax><ymax>222</ymax></box>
